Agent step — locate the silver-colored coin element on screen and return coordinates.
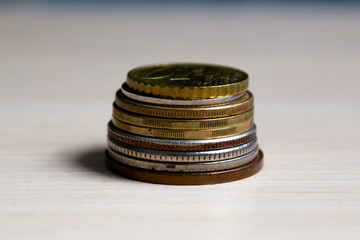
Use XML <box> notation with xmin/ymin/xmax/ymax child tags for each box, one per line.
<box><xmin>120</xmin><ymin>83</ymin><xmax>245</xmax><ymax>106</ymax></box>
<box><xmin>107</xmin><ymin>146</ymin><xmax>259</xmax><ymax>173</ymax></box>
<box><xmin>108</xmin><ymin>137</ymin><xmax>257</xmax><ymax>163</ymax></box>
<box><xmin>107</xmin><ymin>121</ymin><xmax>257</xmax><ymax>147</ymax></box>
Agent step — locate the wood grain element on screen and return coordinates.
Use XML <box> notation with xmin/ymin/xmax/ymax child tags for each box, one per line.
<box><xmin>0</xmin><ymin>5</ymin><xmax>359</xmax><ymax>240</ymax></box>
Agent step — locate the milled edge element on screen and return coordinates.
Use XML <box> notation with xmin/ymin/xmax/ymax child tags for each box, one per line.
<box><xmin>126</xmin><ymin>78</ymin><xmax>249</xmax><ymax>99</ymax></box>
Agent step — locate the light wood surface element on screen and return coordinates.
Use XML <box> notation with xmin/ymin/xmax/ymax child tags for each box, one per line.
<box><xmin>1</xmin><ymin>5</ymin><xmax>359</xmax><ymax>240</ymax></box>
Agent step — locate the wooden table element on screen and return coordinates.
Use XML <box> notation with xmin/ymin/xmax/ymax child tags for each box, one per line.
<box><xmin>1</xmin><ymin>5</ymin><xmax>359</xmax><ymax>240</ymax></box>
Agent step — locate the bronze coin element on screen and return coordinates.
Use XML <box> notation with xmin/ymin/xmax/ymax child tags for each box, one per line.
<box><xmin>105</xmin><ymin>150</ymin><xmax>263</xmax><ymax>185</ymax></box>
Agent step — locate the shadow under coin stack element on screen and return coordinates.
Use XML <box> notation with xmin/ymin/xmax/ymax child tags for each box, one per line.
<box><xmin>106</xmin><ymin>63</ymin><xmax>263</xmax><ymax>185</ymax></box>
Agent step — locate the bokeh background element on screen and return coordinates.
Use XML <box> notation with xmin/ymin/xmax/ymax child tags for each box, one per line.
<box><xmin>1</xmin><ymin>1</ymin><xmax>359</xmax><ymax>240</ymax></box>
<box><xmin>1</xmin><ymin>0</ymin><xmax>359</xmax><ymax>101</ymax></box>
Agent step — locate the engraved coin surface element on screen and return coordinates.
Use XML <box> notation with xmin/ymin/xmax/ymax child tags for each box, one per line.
<box><xmin>106</xmin><ymin>63</ymin><xmax>263</xmax><ymax>185</ymax></box>
<box><xmin>105</xmin><ymin>150</ymin><xmax>264</xmax><ymax>185</ymax></box>
<box><xmin>127</xmin><ymin>63</ymin><xmax>249</xmax><ymax>99</ymax></box>
<box><xmin>107</xmin><ymin>121</ymin><xmax>257</xmax><ymax>151</ymax></box>
<box><xmin>112</xmin><ymin>116</ymin><xmax>254</xmax><ymax>140</ymax></box>
<box><xmin>115</xmin><ymin>90</ymin><xmax>254</xmax><ymax>119</ymax></box>
<box><xmin>113</xmin><ymin>106</ymin><xmax>254</xmax><ymax>130</ymax></box>
<box><xmin>107</xmin><ymin>137</ymin><xmax>258</xmax><ymax>163</ymax></box>
<box><xmin>107</xmin><ymin>146</ymin><xmax>259</xmax><ymax>172</ymax></box>
<box><xmin>121</xmin><ymin>83</ymin><xmax>245</xmax><ymax>106</ymax></box>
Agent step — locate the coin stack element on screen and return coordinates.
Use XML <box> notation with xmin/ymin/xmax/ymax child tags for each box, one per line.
<box><xmin>106</xmin><ymin>63</ymin><xmax>263</xmax><ymax>185</ymax></box>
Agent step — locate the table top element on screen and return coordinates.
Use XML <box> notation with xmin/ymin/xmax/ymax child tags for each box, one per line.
<box><xmin>1</xmin><ymin>5</ymin><xmax>359</xmax><ymax>240</ymax></box>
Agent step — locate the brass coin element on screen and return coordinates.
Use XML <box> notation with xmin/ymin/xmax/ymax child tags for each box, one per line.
<box><xmin>105</xmin><ymin>149</ymin><xmax>263</xmax><ymax>185</ymax></box>
<box><xmin>112</xmin><ymin>117</ymin><xmax>254</xmax><ymax>140</ymax></box>
<box><xmin>113</xmin><ymin>105</ymin><xmax>253</xmax><ymax>130</ymax></box>
<box><xmin>107</xmin><ymin>121</ymin><xmax>257</xmax><ymax>151</ymax></box>
<box><xmin>115</xmin><ymin>90</ymin><xmax>254</xmax><ymax>119</ymax></box>
<box><xmin>121</xmin><ymin>83</ymin><xmax>245</xmax><ymax>106</ymax></box>
<box><xmin>127</xmin><ymin>63</ymin><xmax>249</xmax><ymax>99</ymax></box>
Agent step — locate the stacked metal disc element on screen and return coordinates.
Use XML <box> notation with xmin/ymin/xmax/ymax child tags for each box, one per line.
<box><xmin>106</xmin><ymin>63</ymin><xmax>263</xmax><ymax>185</ymax></box>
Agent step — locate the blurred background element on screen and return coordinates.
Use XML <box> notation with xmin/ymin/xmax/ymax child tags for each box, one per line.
<box><xmin>1</xmin><ymin>0</ymin><xmax>359</xmax><ymax>101</ymax></box>
<box><xmin>1</xmin><ymin>1</ymin><xmax>360</xmax><ymax>240</ymax></box>
<box><xmin>1</xmin><ymin>0</ymin><xmax>359</xmax><ymax>144</ymax></box>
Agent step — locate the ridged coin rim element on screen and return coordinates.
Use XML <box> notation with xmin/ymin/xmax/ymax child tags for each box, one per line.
<box><xmin>121</xmin><ymin>83</ymin><xmax>245</xmax><ymax>106</ymax></box>
<box><xmin>126</xmin><ymin>63</ymin><xmax>249</xmax><ymax>99</ymax></box>
<box><xmin>107</xmin><ymin>146</ymin><xmax>259</xmax><ymax>172</ymax></box>
<box><xmin>107</xmin><ymin>121</ymin><xmax>257</xmax><ymax>151</ymax></box>
<box><xmin>112</xmin><ymin>117</ymin><xmax>254</xmax><ymax>140</ymax></box>
<box><xmin>105</xmin><ymin>150</ymin><xmax>263</xmax><ymax>185</ymax></box>
<box><xmin>115</xmin><ymin>90</ymin><xmax>254</xmax><ymax>119</ymax></box>
<box><xmin>107</xmin><ymin>137</ymin><xmax>257</xmax><ymax>163</ymax></box>
<box><xmin>113</xmin><ymin>104</ymin><xmax>254</xmax><ymax>130</ymax></box>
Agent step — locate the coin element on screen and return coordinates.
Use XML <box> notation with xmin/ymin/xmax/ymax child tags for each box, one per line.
<box><xmin>113</xmin><ymin>105</ymin><xmax>253</xmax><ymax>130</ymax></box>
<box><xmin>112</xmin><ymin>117</ymin><xmax>254</xmax><ymax>140</ymax></box>
<box><xmin>107</xmin><ymin>146</ymin><xmax>259</xmax><ymax>172</ymax></box>
<box><xmin>127</xmin><ymin>63</ymin><xmax>249</xmax><ymax>99</ymax></box>
<box><xmin>115</xmin><ymin>90</ymin><xmax>254</xmax><ymax>119</ymax></box>
<box><xmin>107</xmin><ymin>121</ymin><xmax>257</xmax><ymax>151</ymax></box>
<box><xmin>121</xmin><ymin>83</ymin><xmax>245</xmax><ymax>106</ymax></box>
<box><xmin>106</xmin><ymin>63</ymin><xmax>263</xmax><ymax>185</ymax></box>
<box><xmin>105</xmin><ymin>149</ymin><xmax>263</xmax><ymax>185</ymax></box>
<box><xmin>107</xmin><ymin>137</ymin><xmax>257</xmax><ymax>162</ymax></box>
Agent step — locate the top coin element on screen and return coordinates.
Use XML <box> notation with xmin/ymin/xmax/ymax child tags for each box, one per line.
<box><xmin>126</xmin><ymin>63</ymin><xmax>249</xmax><ymax>99</ymax></box>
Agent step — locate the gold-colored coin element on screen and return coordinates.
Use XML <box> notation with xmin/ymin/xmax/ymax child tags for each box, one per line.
<box><xmin>113</xmin><ymin>105</ymin><xmax>254</xmax><ymax>130</ymax></box>
<box><xmin>107</xmin><ymin>121</ymin><xmax>257</xmax><ymax>151</ymax></box>
<box><xmin>111</xmin><ymin>117</ymin><xmax>254</xmax><ymax>140</ymax></box>
<box><xmin>115</xmin><ymin>90</ymin><xmax>254</xmax><ymax>119</ymax></box>
<box><xmin>127</xmin><ymin>63</ymin><xmax>248</xmax><ymax>99</ymax></box>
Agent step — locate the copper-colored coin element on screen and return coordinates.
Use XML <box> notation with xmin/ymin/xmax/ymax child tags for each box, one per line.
<box><xmin>105</xmin><ymin>150</ymin><xmax>263</xmax><ymax>185</ymax></box>
<box><xmin>107</xmin><ymin>121</ymin><xmax>257</xmax><ymax>151</ymax></box>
